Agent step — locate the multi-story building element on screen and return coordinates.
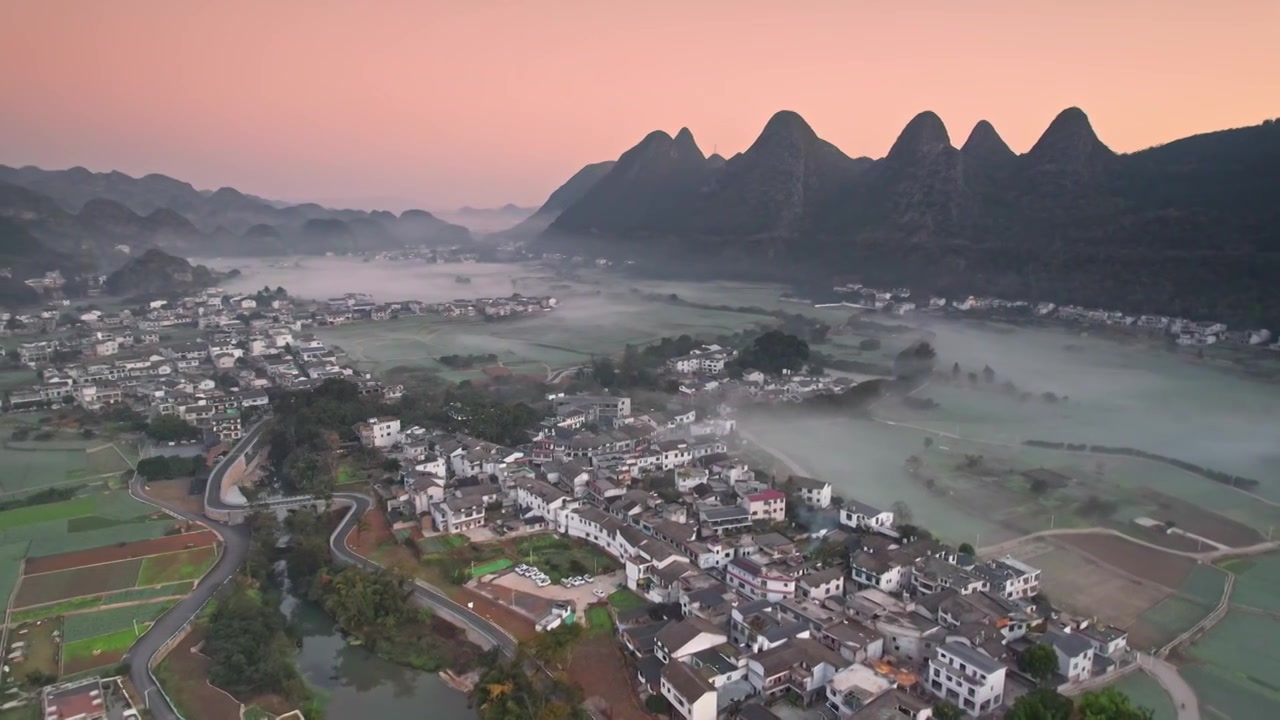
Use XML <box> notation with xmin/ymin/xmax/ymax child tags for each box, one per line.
<box><xmin>726</xmin><ymin>557</ymin><xmax>796</xmax><ymax>602</ymax></box>
<box><xmin>789</xmin><ymin>476</ymin><xmax>833</xmax><ymax>509</ymax></box>
<box><xmin>660</xmin><ymin>661</ymin><xmax>717</xmax><ymax>720</ymax></box>
<box><xmin>354</xmin><ymin>416</ymin><xmax>401</xmax><ymax>448</ymax></box>
<box><xmin>839</xmin><ymin>500</ymin><xmax>895</xmax><ymax>532</ymax></box>
<box><xmin>741</xmin><ymin>489</ymin><xmax>786</xmax><ymax>523</ymax></box>
<box><xmin>974</xmin><ymin>556</ymin><xmax>1041</xmax><ymax>600</ymax></box>
<box><xmin>429</xmin><ymin>496</ymin><xmax>486</xmax><ymax>533</ymax></box>
<box><xmin>926</xmin><ymin>642</ymin><xmax>1006</xmax><ymax>718</ymax></box>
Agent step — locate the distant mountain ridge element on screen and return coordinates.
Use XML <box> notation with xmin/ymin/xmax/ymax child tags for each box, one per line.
<box><xmin>0</xmin><ymin>165</ymin><xmax>474</xmax><ymax>266</ymax></box>
<box><xmin>536</xmin><ymin>109</ymin><xmax>1280</xmax><ymax>326</ymax></box>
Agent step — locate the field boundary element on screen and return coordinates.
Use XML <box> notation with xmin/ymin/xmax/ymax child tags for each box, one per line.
<box><xmin>23</xmin><ymin>542</ymin><xmax>217</xmax><ymax>578</ymax></box>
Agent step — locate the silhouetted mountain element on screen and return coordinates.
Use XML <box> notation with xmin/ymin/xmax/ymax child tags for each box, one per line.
<box><xmin>550</xmin><ymin>129</ymin><xmax>711</xmax><ymax>235</ymax></box>
<box><xmin>105</xmin><ymin>248</ymin><xmax>215</xmax><ymax>296</ymax></box>
<box><xmin>541</xmin><ymin>110</ymin><xmax>1280</xmax><ymax>325</ymax></box>
<box><xmin>0</xmin><ymin>165</ymin><xmax>474</xmax><ymax>257</ymax></box>
<box><xmin>501</xmin><ymin>161</ymin><xmax>616</xmax><ymax>237</ymax></box>
<box><xmin>437</xmin><ymin>204</ymin><xmax>537</xmax><ymax>233</ymax></box>
<box><xmin>0</xmin><ymin>218</ymin><xmax>91</xmax><ymax>305</ymax></box>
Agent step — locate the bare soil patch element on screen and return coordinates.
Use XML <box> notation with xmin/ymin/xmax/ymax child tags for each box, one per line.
<box><xmin>14</xmin><ymin>559</ymin><xmax>143</xmax><ymax>608</ymax></box>
<box><xmin>1139</xmin><ymin>489</ymin><xmax>1264</xmax><ymax>547</ymax></box>
<box><xmin>458</xmin><ymin>584</ymin><xmax>537</xmax><ymax>638</ymax></box>
<box><xmin>142</xmin><ymin>478</ymin><xmax>207</xmax><ymax>517</ymax></box>
<box><xmin>155</xmin><ymin>625</ymin><xmax>242</xmax><ymax>720</ymax></box>
<box><xmin>23</xmin><ymin>530</ymin><xmax>218</xmax><ymax>575</ymax></box>
<box><xmin>1004</xmin><ymin>539</ymin><xmax>1171</xmax><ymax>629</ymax></box>
<box><xmin>1056</xmin><ymin>533</ymin><xmax>1196</xmax><ymax>588</ymax></box>
<box><xmin>568</xmin><ymin>632</ymin><xmax>654</xmax><ymax>720</ymax></box>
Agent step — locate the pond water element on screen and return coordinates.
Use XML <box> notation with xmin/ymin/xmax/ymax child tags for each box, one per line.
<box><xmin>280</xmin><ymin>591</ymin><xmax>474</xmax><ymax>720</ymax></box>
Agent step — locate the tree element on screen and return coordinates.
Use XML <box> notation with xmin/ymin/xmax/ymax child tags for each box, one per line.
<box><xmin>890</xmin><ymin>500</ymin><xmax>913</xmax><ymax>524</ymax></box>
<box><xmin>933</xmin><ymin>702</ymin><xmax>963</xmax><ymax>720</ymax></box>
<box><xmin>858</xmin><ymin>338</ymin><xmax>881</xmax><ymax>351</ymax></box>
<box><xmin>323</xmin><ymin>566</ymin><xmax>417</xmax><ymax>642</ymax></box>
<box><xmin>982</xmin><ymin>365</ymin><xmax>996</xmax><ymax>383</ymax></box>
<box><xmin>590</xmin><ymin>357</ymin><xmax>617</xmax><ymax>386</ymax></box>
<box><xmin>1075</xmin><ymin>687</ymin><xmax>1155</xmax><ymax>720</ymax></box>
<box><xmin>923</xmin><ymin>436</ymin><xmax>934</xmax><ymax>451</ymax></box>
<box><xmin>958</xmin><ymin>542</ymin><xmax>975</xmax><ymax>556</ymax></box>
<box><xmin>1028</xmin><ymin>476</ymin><xmax>1050</xmax><ymax>495</ymax></box>
<box><xmin>737</xmin><ymin>330</ymin><xmax>810</xmax><ymax>376</ymax></box>
<box><xmin>1020</xmin><ymin>643</ymin><xmax>1060</xmax><ymax>685</ymax></box>
<box><xmin>1006</xmin><ymin>688</ymin><xmax>1073</xmax><ymax>720</ymax></box>
<box><xmin>204</xmin><ymin>587</ymin><xmax>299</xmax><ymax>698</ymax></box>
<box><xmin>893</xmin><ymin>341</ymin><xmax>936</xmax><ymax>379</ymax></box>
<box><xmin>145</xmin><ymin>414</ymin><xmax>201</xmax><ymax>442</ymax></box>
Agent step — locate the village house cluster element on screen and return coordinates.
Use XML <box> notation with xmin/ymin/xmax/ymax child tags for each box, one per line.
<box><xmin>308</xmin><ymin>291</ymin><xmax>556</xmax><ymax>325</ymax></box>
<box><xmin>811</xmin><ymin>281</ymin><xmax>1276</xmax><ymax>351</ymax></box>
<box><xmin>362</xmin><ymin>388</ymin><xmax>1126</xmax><ymax>720</ymax></box>
<box><xmin>3</xmin><ymin>289</ymin><xmax>401</xmax><ymax>445</ymax></box>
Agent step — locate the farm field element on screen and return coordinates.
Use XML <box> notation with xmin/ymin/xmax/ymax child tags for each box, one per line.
<box><xmin>1005</xmin><ymin>538</ymin><xmax>1175</xmax><ymax>631</ymax></box>
<box><xmin>10</xmin><ymin>582</ymin><xmax>194</xmax><ymax>624</ymax></box>
<box><xmin>1224</xmin><ymin>553</ymin><xmax>1280</xmax><ymax>614</ymax></box>
<box><xmin>137</xmin><ymin>545</ymin><xmax>218</xmax><ymax>585</ymax></box>
<box><xmin>1181</xmin><ymin>611</ymin><xmax>1280</xmax><ymax>719</ymax></box>
<box><xmin>0</xmin><ymin>491</ymin><xmax>179</xmax><ymax>558</ymax></box>
<box><xmin>53</xmin><ymin>599</ymin><xmax>178</xmax><ymax>675</ymax></box>
<box><xmin>13</xmin><ymin>558</ymin><xmax>144</xmax><ymax>608</ymax></box>
<box><xmin>13</xmin><ymin>535</ymin><xmax>221</xmax><ymax>609</ymax></box>
<box><xmin>1109</xmin><ymin>672</ymin><xmax>1177</xmax><ymax>720</ymax></box>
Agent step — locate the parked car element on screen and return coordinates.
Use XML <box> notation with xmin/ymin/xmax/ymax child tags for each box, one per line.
<box><xmin>592</xmin><ymin>588</ymin><xmax>606</xmax><ymax>598</ymax></box>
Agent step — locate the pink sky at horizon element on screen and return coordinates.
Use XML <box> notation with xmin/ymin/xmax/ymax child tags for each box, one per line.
<box><xmin>1</xmin><ymin>1</ymin><xmax>1276</xmax><ymax>211</ymax></box>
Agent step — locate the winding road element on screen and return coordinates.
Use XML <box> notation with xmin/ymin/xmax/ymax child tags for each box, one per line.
<box><xmin>120</xmin><ymin>427</ymin><xmax>516</xmax><ymax>719</ymax></box>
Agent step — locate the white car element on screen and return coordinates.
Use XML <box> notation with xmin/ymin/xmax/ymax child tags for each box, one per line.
<box><xmin>583</xmin><ymin>574</ymin><xmax>594</xmax><ymax>583</ymax></box>
<box><xmin>536</xmin><ymin>578</ymin><xmax>551</xmax><ymax>588</ymax></box>
<box><xmin>592</xmin><ymin>588</ymin><xmax>606</xmax><ymax>598</ymax></box>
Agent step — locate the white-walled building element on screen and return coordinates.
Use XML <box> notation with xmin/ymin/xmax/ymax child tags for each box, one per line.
<box><xmin>726</xmin><ymin>557</ymin><xmax>796</xmax><ymax>602</ymax></box>
<box><xmin>354</xmin><ymin>416</ymin><xmax>401</xmax><ymax>448</ymax></box>
<box><xmin>926</xmin><ymin>642</ymin><xmax>1006</xmax><ymax>718</ymax></box>
<box><xmin>790</xmin><ymin>476</ymin><xmax>833</xmax><ymax>509</ymax></box>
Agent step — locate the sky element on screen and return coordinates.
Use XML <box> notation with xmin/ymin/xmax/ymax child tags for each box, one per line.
<box><xmin>1</xmin><ymin>1</ymin><xmax>1276</xmax><ymax>211</ymax></box>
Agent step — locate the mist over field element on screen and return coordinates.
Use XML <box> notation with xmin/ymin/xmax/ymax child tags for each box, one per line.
<box><xmin>218</xmin><ymin>256</ymin><xmax>1280</xmax><ymax>511</ymax></box>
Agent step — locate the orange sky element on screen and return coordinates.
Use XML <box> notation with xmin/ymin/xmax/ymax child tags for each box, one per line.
<box><xmin>1</xmin><ymin>1</ymin><xmax>1276</xmax><ymax>210</ymax></box>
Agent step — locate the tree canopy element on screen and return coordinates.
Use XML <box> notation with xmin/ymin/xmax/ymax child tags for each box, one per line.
<box><xmin>145</xmin><ymin>414</ymin><xmax>201</xmax><ymax>442</ymax></box>
<box><xmin>737</xmin><ymin>330</ymin><xmax>810</xmax><ymax>376</ymax></box>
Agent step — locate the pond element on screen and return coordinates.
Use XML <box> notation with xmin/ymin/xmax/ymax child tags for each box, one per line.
<box><xmin>280</xmin><ymin>591</ymin><xmax>475</xmax><ymax>720</ymax></box>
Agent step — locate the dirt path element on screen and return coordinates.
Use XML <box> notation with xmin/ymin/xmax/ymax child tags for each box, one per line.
<box><xmin>1140</xmin><ymin>653</ymin><xmax>1201</xmax><ymax>720</ymax></box>
<box><xmin>979</xmin><ymin>527</ymin><xmax>1278</xmax><ymax>562</ymax></box>
<box><xmin>872</xmin><ymin>412</ymin><xmax>1280</xmax><ymax>510</ymax></box>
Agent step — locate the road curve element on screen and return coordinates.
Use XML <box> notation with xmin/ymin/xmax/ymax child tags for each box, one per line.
<box><xmin>328</xmin><ymin>493</ymin><xmax>519</xmax><ymax>657</ymax></box>
<box><xmin>126</xmin><ymin>475</ymin><xmax>250</xmax><ymax>720</ymax></box>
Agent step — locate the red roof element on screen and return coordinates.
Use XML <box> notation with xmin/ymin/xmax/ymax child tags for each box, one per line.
<box><xmin>749</xmin><ymin>489</ymin><xmax>786</xmax><ymax>502</ymax></box>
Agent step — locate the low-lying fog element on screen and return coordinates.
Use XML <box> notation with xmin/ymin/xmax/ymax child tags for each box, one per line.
<box><xmin>215</xmin><ymin>256</ymin><xmax>1280</xmax><ymax>511</ymax></box>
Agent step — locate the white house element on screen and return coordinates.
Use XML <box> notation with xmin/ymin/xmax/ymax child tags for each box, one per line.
<box><xmin>515</xmin><ymin>478</ymin><xmax>576</xmax><ymax>528</ymax></box>
<box><xmin>660</xmin><ymin>661</ymin><xmax>717</xmax><ymax>720</ymax></box>
<box><xmin>354</xmin><ymin>416</ymin><xmax>401</xmax><ymax>448</ymax></box>
<box><xmin>726</xmin><ymin>557</ymin><xmax>795</xmax><ymax>602</ymax></box>
<box><xmin>839</xmin><ymin>500</ymin><xmax>894</xmax><ymax>532</ymax></box>
<box><xmin>798</xmin><ymin>567</ymin><xmax>845</xmax><ymax>603</ymax></box>
<box><xmin>1045</xmin><ymin>628</ymin><xmax>1095</xmax><ymax>683</ymax></box>
<box><xmin>975</xmin><ymin>556</ymin><xmax>1041</xmax><ymax>600</ymax></box>
<box><xmin>429</xmin><ymin>496</ymin><xmax>485</xmax><ymax>533</ymax></box>
<box><xmin>926</xmin><ymin>642</ymin><xmax>1006</xmax><ymax>718</ymax></box>
<box><xmin>655</xmin><ymin>618</ymin><xmax>729</xmax><ymax>663</ymax></box>
<box><xmin>790</xmin><ymin>476</ymin><xmax>833</xmax><ymax>509</ymax></box>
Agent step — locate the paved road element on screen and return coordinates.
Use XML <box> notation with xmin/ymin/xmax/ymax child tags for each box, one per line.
<box><xmin>328</xmin><ymin>493</ymin><xmax>518</xmax><ymax>657</ymax></box>
<box><xmin>125</xmin><ymin>475</ymin><xmax>250</xmax><ymax>720</ymax></box>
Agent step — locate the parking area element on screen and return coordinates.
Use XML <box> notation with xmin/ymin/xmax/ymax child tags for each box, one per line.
<box><xmin>491</xmin><ymin>568</ymin><xmax>625</xmax><ymax>609</ymax></box>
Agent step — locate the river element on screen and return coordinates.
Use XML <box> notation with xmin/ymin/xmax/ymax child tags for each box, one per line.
<box><xmin>280</xmin><ymin>591</ymin><xmax>475</xmax><ymax>719</ymax></box>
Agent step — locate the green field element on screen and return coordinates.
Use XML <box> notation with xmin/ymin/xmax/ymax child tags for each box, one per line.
<box><xmin>62</xmin><ymin>599</ymin><xmax>178</xmax><ymax>643</ymax></box>
<box><xmin>0</xmin><ymin>496</ymin><xmax>97</xmax><ymax>529</ymax></box>
<box><xmin>470</xmin><ymin>558</ymin><xmax>513</xmax><ymax>578</ymax></box>
<box><xmin>61</xmin><ymin>626</ymin><xmax>142</xmax><ymax>669</ymax></box>
<box><xmin>0</xmin><ymin>491</ymin><xmax>176</xmax><ymax>559</ymax></box>
<box><xmin>586</xmin><ymin>605</ymin><xmax>613</xmax><ymax>634</ymax></box>
<box><xmin>1183</xmin><ymin>611</ymin><xmax>1280</xmax><ymax>718</ymax></box>
<box><xmin>1225</xmin><ymin>554</ymin><xmax>1280</xmax><ymax>614</ymax></box>
<box><xmin>137</xmin><ymin>545</ymin><xmax>218</xmax><ymax>586</ymax></box>
<box><xmin>607</xmin><ymin>589</ymin><xmax>647</xmax><ymax>611</ymax></box>
<box><xmin>1109</xmin><ymin>672</ymin><xmax>1176</xmax><ymax>720</ymax></box>
<box><xmin>10</xmin><ymin>582</ymin><xmax>195</xmax><ymax>624</ymax></box>
<box><xmin>512</xmin><ymin>535</ymin><xmax>619</xmax><ymax>583</ymax></box>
